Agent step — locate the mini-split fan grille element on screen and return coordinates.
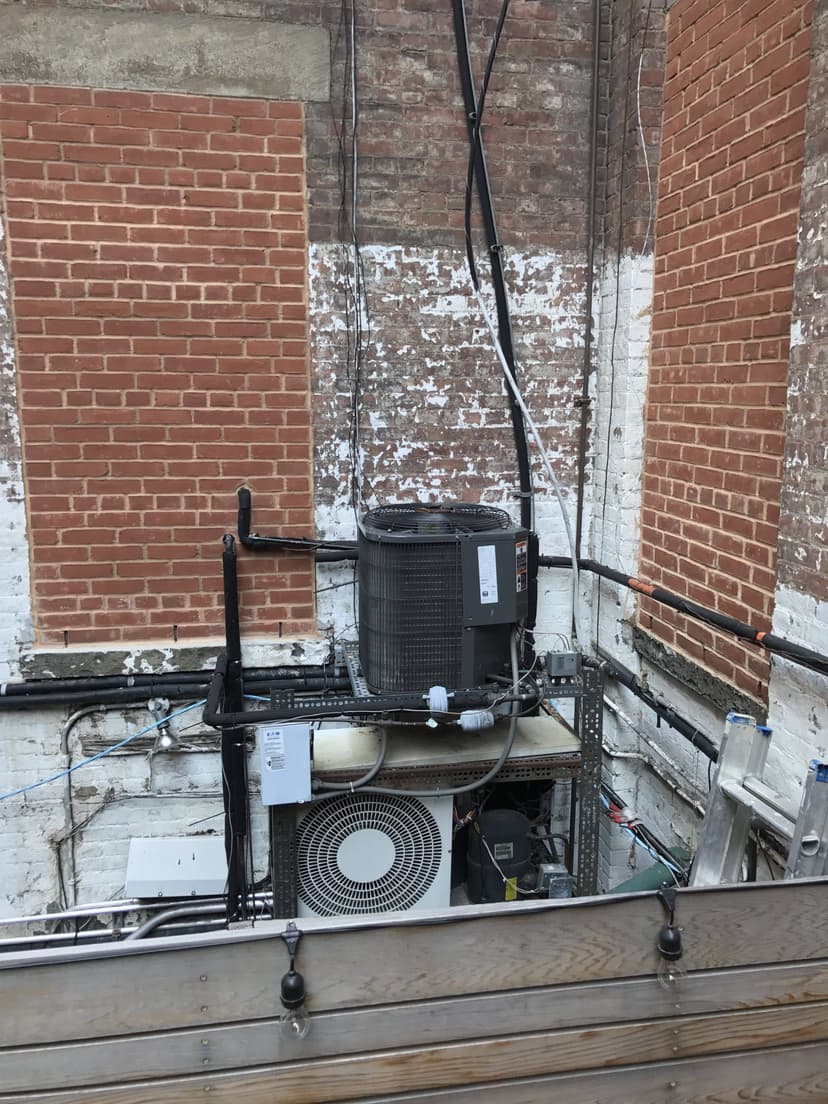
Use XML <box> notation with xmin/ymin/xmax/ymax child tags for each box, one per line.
<box><xmin>296</xmin><ymin>793</ymin><xmax>447</xmax><ymax>916</ymax></box>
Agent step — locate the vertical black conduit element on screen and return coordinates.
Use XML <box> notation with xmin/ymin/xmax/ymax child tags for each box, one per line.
<box><xmin>574</xmin><ymin>0</ymin><xmax>604</xmax><ymax>566</ymax></box>
<box><xmin>451</xmin><ymin>1</ymin><xmax>538</xmax><ymax>626</ymax></box>
<box><xmin>221</xmin><ymin>534</ymin><xmax>250</xmax><ymax>922</ymax></box>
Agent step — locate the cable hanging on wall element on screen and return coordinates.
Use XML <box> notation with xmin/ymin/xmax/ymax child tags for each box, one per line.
<box><xmin>333</xmin><ymin>0</ymin><xmax>375</xmax><ymax>520</ymax></box>
<box><xmin>452</xmin><ymin>0</ymin><xmax>584</xmax><ymax>643</ymax></box>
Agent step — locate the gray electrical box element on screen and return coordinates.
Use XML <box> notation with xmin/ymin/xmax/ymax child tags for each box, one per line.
<box><xmin>125</xmin><ymin>836</ymin><xmax>227</xmax><ymax>898</ymax></box>
<box><xmin>258</xmin><ymin>722</ymin><xmax>312</xmax><ymax>806</ymax></box>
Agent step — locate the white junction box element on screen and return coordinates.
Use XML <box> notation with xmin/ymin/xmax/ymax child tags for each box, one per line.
<box><xmin>125</xmin><ymin>836</ymin><xmax>227</xmax><ymax>898</ymax></box>
<box><xmin>258</xmin><ymin>722</ymin><xmax>312</xmax><ymax>805</ymax></box>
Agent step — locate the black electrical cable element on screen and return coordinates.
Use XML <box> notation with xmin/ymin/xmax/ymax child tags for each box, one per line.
<box><xmin>539</xmin><ymin>554</ymin><xmax>828</xmax><ymax>680</ymax></box>
<box><xmin>574</xmin><ymin>0</ymin><xmax>603</xmax><ymax>568</ymax></box>
<box><xmin>0</xmin><ymin>665</ymin><xmax>340</xmax><ymax>699</ymax></box>
<box><xmin>462</xmin><ymin>0</ymin><xmax>510</xmax><ymax>294</ymax></box>
<box><xmin>598</xmin><ymin>651</ymin><xmax>718</xmax><ymax>762</ymax></box>
<box><xmin>452</xmin><ymin>0</ymin><xmax>533</xmax><ymax>537</ymax></box>
<box><xmin>0</xmin><ymin>676</ymin><xmax>352</xmax><ymax>712</ymax></box>
<box><xmin>237</xmin><ymin>488</ymin><xmax>358</xmax><ymax>558</ymax></box>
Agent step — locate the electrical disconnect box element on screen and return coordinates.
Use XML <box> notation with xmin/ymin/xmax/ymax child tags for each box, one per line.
<box><xmin>124</xmin><ymin>837</ymin><xmax>227</xmax><ymax>898</ymax></box>
<box><xmin>258</xmin><ymin>722</ymin><xmax>312</xmax><ymax>806</ymax></box>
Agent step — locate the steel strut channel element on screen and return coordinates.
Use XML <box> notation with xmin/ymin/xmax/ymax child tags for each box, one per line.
<box><xmin>203</xmin><ymin>653</ymin><xmax>495</xmax><ymax>728</ymax></box>
<box><xmin>342</xmin><ymin>643</ymin><xmax>371</xmax><ymax>698</ymax></box>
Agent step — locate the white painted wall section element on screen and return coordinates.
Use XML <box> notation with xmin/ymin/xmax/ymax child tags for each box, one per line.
<box><xmin>0</xmin><ymin>211</ymin><xmax>33</xmax><ymax>681</ymax></box>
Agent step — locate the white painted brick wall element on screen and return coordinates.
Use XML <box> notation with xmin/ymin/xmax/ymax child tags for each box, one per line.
<box><xmin>0</xmin><ymin>209</ymin><xmax>33</xmax><ymax>682</ymax></box>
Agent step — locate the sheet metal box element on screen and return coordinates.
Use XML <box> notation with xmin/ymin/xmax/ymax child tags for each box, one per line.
<box><xmin>125</xmin><ymin>836</ymin><xmax>227</xmax><ymax>898</ymax></box>
<box><xmin>258</xmin><ymin>721</ymin><xmax>312</xmax><ymax>805</ymax></box>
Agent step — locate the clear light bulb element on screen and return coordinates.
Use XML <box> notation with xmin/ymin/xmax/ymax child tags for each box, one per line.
<box><xmin>279</xmin><ymin>1005</ymin><xmax>310</xmax><ymax>1040</ymax></box>
<box><xmin>656</xmin><ymin>957</ymin><xmax>687</xmax><ymax>990</ymax></box>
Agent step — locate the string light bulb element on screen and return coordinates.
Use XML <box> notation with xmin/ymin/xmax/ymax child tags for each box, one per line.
<box><xmin>278</xmin><ymin>921</ymin><xmax>310</xmax><ymax>1041</ymax></box>
<box><xmin>279</xmin><ymin>968</ymin><xmax>310</xmax><ymax>1040</ymax></box>
<box><xmin>655</xmin><ymin>885</ymin><xmax>686</xmax><ymax>990</ymax></box>
<box><xmin>656</xmin><ymin>921</ymin><xmax>686</xmax><ymax>989</ymax></box>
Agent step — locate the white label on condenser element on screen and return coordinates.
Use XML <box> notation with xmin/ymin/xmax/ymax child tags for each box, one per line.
<box><xmin>262</xmin><ymin>728</ymin><xmax>286</xmax><ymax>772</ymax></box>
<box><xmin>477</xmin><ymin>544</ymin><xmax>499</xmax><ymax>604</ymax></box>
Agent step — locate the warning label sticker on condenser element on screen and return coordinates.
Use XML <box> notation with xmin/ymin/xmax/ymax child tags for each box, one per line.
<box><xmin>515</xmin><ymin>539</ymin><xmax>528</xmax><ymax>592</ymax></box>
<box><xmin>477</xmin><ymin>544</ymin><xmax>499</xmax><ymax>604</ymax></box>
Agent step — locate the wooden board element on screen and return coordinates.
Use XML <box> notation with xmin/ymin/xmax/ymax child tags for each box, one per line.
<box><xmin>355</xmin><ymin>1041</ymin><xmax>828</xmax><ymax>1104</ymax></box>
<box><xmin>2</xmin><ymin>880</ymin><xmax>828</xmax><ymax>1048</ymax></box>
<box><xmin>3</xmin><ymin>958</ymin><xmax>827</xmax><ymax>1093</ymax></box>
<box><xmin>2</xmin><ymin>1001</ymin><xmax>827</xmax><ymax>1104</ymax></box>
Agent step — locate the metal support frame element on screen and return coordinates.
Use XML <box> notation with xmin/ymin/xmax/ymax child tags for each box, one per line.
<box><xmin>270</xmin><ymin>805</ymin><xmax>298</xmax><ymax>919</ymax></box>
<box><xmin>220</xmin><ymin>535</ymin><xmax>250</xmax><ymax>922</ymax></box>
<box><xmin>573</xmin><ymin>665</ymin><xmax>603</xmax><ymax>896</ymax></box>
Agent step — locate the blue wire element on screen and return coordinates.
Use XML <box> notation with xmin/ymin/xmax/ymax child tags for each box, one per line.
<box><xmin>600</xmin><ymin>793</ymin><xmax>683</xmax><ymax>876</ymax></box>
<box><xmin>0</xmin><ymin>699</ymin><xmax>207</xmax><ymax>801</ymax></box>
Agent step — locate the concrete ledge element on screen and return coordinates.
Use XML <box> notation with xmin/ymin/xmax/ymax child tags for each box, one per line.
<box><xmin>0</xmin><ymin>8</ymin><xmax>329</xmax><ymax>101</ymax></box>
<box><xmin>633</xmin><ymin>625</ymin><xmax>766</xmax><ymax>722</ymax></box>
<box><xmin>18</xmin><ymin>637</ymin><xmax>329</xmax><ymax>680</ymax></box>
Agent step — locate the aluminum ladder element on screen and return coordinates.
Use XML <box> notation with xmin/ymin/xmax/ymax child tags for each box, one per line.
<box><xmin>690</xmin><ymin>712</ymin><xmax>828</xmax><ymax>886</ymax></box>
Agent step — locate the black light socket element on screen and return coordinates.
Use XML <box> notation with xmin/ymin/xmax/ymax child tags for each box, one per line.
<box><xmin>280</xmin><ymin>968</ymin><xmax>306</xmax><ymax>1010</ymax></box>
<box><xmin>657</xmin><ymin>923</ymin><xmax>683</xmax><ymax>961</ymax></box>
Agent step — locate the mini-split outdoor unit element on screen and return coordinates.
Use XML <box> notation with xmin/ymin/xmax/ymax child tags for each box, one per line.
<box><xmin>295</xmin><ymin>793</ymin><xmax>453</xmax><ymax>917</ymax></box>
<box><xmin>358</xmin><ymin>503</ymin><xmax>529</xmax><ymax>693</ymax></box>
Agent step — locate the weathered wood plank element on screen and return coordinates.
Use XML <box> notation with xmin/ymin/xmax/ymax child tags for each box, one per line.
<box><xmin>2</xmin><ymin>880</ymin><xmax>827</xmax><ymax>1047</ymax></box>
<box><xmin>355</xmin><ymin>1041</ymin><xmax>828</xmax><ymax>1104</ymax></box>
<box><xmin>3</xmin><ymin>958</ymin><xmax>828</xmax><ymax>1092</ymax></box>
<box><xmin>1</xmin><ymin>1000</ymin><xmax>827</xmax><ymax>1104</ymax></box>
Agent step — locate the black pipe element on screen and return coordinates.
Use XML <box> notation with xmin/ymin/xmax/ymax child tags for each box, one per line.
<box><xmin>204</xmin><ymin>654</ymin><xmax>493</xmax><ymax>728</ymax></box>
<box><xmin>0</xmin><ymin>665</ymin><xmax>338</xmax><ymax>697</ymax></box>
<box><xmin>574</xmin><ymin>0</ymin><xmax>603</xmax><ymax>566</ymax></box>
<box><xmin>221</xmin><ymin>534</ymin><xmax>250</xmax><ymax>922</ymax></box>
<box><xmin>451</xmin><ymin>0</ymin><xmax>533</xmax><ymax>540</ymax></box>
<box><xmin>0</xmin><ymin>671</ymin><xmax>350</xmax><ymax>710</ymax></box>
<box><xmin>238</xmin><ymin>487</ymin><xmax>358</xmax><ymax>560</ymax></box>
<box><xmin>599</xmin><ymin>651</ymin><xmax>719</xmax><ymax>762</ymax></box>
<box><xmin>539</xmin><ymin>555</ymin><xmax>828</xmax><ymax>679</ymax></box>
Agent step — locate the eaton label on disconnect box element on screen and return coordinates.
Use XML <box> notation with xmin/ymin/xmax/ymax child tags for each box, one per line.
<box><xmin>258</xmin><ymin>722</ymin><xmax>312</xmax><ymax>805</ymax></box>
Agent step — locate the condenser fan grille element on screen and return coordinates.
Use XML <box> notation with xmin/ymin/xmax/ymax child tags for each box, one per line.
<box><xmin>358</xmin><ymin>536</ymin><xmax>463</xmax><ymax>690</ymax></box>
<box><xmin>362</xmin><ymin>502</ymin><xmax>512</xmax><ymax>535</ymax></box>
<box><xmin>296</xmin><ymin>794</ymin><xmax>443</xmax><ymax>916</ymax></box>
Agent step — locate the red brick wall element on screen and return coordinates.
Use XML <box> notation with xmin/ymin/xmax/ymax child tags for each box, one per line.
<box><xmin>640</xmin><ymin>0</ymin><xmax>812</xmax><ymax>701</ymax></box>
<box><xmin>0</xmin><ymin>84</ymin><xmax>314</xmax><ymax>646</ymax></box>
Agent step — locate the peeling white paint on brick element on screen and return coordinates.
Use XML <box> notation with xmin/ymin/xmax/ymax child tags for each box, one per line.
<box><xmin>766</xmin><ymin>586</ymin><xmax>828</xmax><ymax>804</ymax></box>
<box><xmin>586</xmin><ymin>251</ymin><xmax>714</xmax><ymax>887</ymax></box>
<box><xmin>0</xmin><ymin>702</ymin><xmax>275</xmax><ymax>918</ymax></box>
<box><xmin>0</xmin><ymin>215</ymin><xmax>33</xmax><ymax>682</ymax></box>
<box><xmin>589</xmin><ymin>253</ymin><xmax>654</xmax><ymax>648</ymax></box>
<box><xmin>309</xmin><ymin>242</ymin><xmax>586</xmax><ymax>647</ymax></box>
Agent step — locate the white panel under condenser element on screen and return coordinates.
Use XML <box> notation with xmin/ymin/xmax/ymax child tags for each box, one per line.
<box><xmin>125</xmin><ymin>837</ymin><xmax>227</xmax><ymax>898</ymax></box>
<box><xmin>258</xmin><ymin>722</ymin><xmax>312</xmax><ymax>805</ymax></box>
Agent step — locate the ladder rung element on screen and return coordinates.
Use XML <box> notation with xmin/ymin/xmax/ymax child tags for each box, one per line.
<box><xmin>719</xmin><ymin>780</ymin><xmax>795</xmax><ymax>840</ymax></box>
<box><xmin>741</xmin><ymin>775</ymin><xmax>798</xmax><ymax>823</ymax></box>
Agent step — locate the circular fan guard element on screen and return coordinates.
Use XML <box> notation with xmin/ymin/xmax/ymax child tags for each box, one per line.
<box><xmin>362</xmin><ymin>502</ymin><xmax>512</xmax><ymax>535</ymax></box>
<box><xmin>296</xmin><ymin>794</ymin><xmax>443</xmax><ymax>916</ymax></box>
